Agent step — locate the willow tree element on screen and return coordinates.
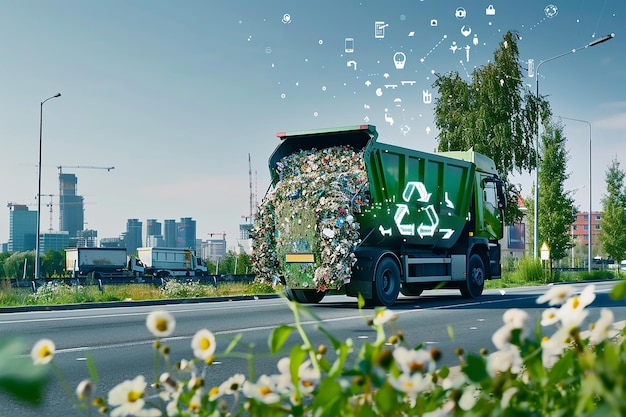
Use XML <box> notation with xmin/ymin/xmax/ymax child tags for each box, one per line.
<box><xmin>538</xmin><ymin>122</ymin><xmax>575</xmax><ymax>264</ymax></box>
<box><xmin>433</xmin><ymin>31</ymin><xmax>551</xmax><ymax>224</ymax></box>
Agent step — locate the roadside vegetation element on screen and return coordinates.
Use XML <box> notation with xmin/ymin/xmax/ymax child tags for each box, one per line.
<box><xmin>0</xmin><ymin>255</ymin><xmax>620</xmax><ymax>308</ymax></box>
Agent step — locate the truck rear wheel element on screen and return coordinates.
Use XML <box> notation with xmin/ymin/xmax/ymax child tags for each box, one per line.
<box><xmin>460</xmin><ymin>254</ymin><xmax>485</xmax><ymax>298</ymax></box>
<box><xmin>372</xmin><ymin>257</ymin><xmax>401</xmax><ymax>306</ymax></box>
<box><xmin>284</xmin><ymin>288</ymin><xmax>325</xmax><ymax>304</ymax></box>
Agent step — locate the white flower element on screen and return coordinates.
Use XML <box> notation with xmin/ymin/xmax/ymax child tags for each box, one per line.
<box><xmin>219</xmin><ymin>373</ymin><xmax>246</xmax><ymax>395</ymax></box>
<box><xmin>556</xmin><ymin>284</ymin><xmax>595</xmax><ymax>329</ymax></box>
<box><xmin>540</xmin><ymin>308</ymin><xmax>560</xmax><ymax>327</ymax></box>
<box><xmin>146</xmin><ymin>310</ymin><xmax>176</xmax><ymax>338</ymax></box>
<box><xmin>276</xmin><ymin>358</ymin><xmax>319</xmax><ymax>394</ymax></box>
<box><xmin>372</xmin><ymin>308</ymin><xmax>398</xmax><ymax>326</ymax></box>
<box><xmin>76</xmin><ymin>379</ymin><xmax>94</xmax><ymax>400</ymax></box>
<box><xmin>31</xmin><ymin>338</ymin><xmax>55</xmax><ymax>365</ymax></box>
<box><xmin>491</xmin><ymin>324</ymin><xmax>514</xmax><ymax>350</ymax></box>
<box><xmin>458</xmin><ymin>384</ymin><xmax>479</xmax><ymax>411</ymax></box>
<box><xmin>159</xmin><ymin>372</ymin><xmax>179</xmax><ymax>392</ymax></box>
<box><xmin>188</xmin><ymin>390</ymin><xmax>203</xmax><ymax>414</ymax></box>
<box><xmin>541</xmin><ymin>327</ymin><xmax>571</xmax><ymax>368</ymax></box>
<box><xmin>393</xmin><ymin>346</ymin><xmax>432</xmax><ymax>374</ymax></box>
<box><xmin>242</xmin><ymin>375</ymin><xmax>282</xmax><ymax>404</ymax></box>
<box><xmin>486</xmin><ymin>346</ymin><xmax>523</xmax><ymax>377</ymax></box>
<box><xmin>388</xmin><ymin>372</ymin><xmax>432</xmax><ymax>396</ymax></box>
<box><xmin>191</xmin><ymin>329</ymin><xmax>217</xmax><ymax>361</ymax></box>
<box><xmin>501</xmin><ymin>387</ymin><xmax>518</xmax><ymax>409</ymax></box>
<box><xmin>108</xmin><ymin>375</ymin><xmax>161</xmax><ymax>417</ymax></box>
<box><xmin>536</xmin><ymin>284</ymin><xmax>574</xmax><ymax>306</ymax></box>
<box><xmin>589</xmin><ymin>308</ymin><xmax>615</xmax><ymax>345</ymax></box>
<box><xmin>502</xmin><ymin>308</ymin><xmax>529</xmax><ymax>329</ymax></box>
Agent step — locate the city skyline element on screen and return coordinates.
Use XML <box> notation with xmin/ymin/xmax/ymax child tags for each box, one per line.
<box><xmin>1</xmin><ymin>1</ymin><xmax>623</xmax><ymax>250</ymax></box>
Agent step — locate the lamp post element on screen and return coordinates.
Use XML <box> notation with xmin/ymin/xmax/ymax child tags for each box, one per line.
<box><xmin>560</xmin><ymin>117</ymin><xmax>592</xmax><ymax>273</ymax></box>
<box><xmin>533</xmin><ymin>33</ymin><xmax>614</xmax><ymax>259</ymax></box>
<box><xmin>35</xmin><ymin>93</ymin><xmax>61</xmax><ymax>280</ymax></box>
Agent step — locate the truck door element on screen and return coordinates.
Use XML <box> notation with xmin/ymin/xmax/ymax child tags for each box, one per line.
<box><xmin>481</xmin><ymin>176</ymin><xmax>504</xmax><ymax>241</ymax></box>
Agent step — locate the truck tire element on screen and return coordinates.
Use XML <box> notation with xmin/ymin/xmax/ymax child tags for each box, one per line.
<box><xmin>284</xmin><ymin>288</ymin><xmax>325</xmax><ymax>304</ymax></box>
<box><xmin>372</xmin><ymin>257</ymin><xmax>401</xmax><ymax>306</ymax></box>
<box><xmin>460</xmin><ymin>254</ymin><xmax>485</xmax><ymax>298</ymax></box>
<box><xmin>400</xmin><ymin>283</ymin><xmax>424</xmax><ymax>297</ymax></box>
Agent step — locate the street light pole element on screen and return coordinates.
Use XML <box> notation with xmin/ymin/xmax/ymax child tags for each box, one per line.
<box><xmin>35</xmin><ymin>93</ymin><xmax>61</xmax><ymax>280</ymax></box>
<box><xmin>533</xmin><ymin>33</ymin><xmax>614</xmax><ymax>259</ymax></box>
<box><xmin>560</xmin><ymin>117</ymin><xmax>592</xmax><ymax>273</ymax></box>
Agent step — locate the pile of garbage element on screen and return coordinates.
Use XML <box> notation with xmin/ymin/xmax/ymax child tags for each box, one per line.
<box><xmin>252</xmin><ymin>146</ymin><xmax>369</xmax><ymax>290</ymax></box>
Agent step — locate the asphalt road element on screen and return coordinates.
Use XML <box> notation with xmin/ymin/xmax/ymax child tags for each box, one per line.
<box><xmin>1</xmin><ymin>281</ymin><xmax>625</xmax><ymax>416</ymax></box>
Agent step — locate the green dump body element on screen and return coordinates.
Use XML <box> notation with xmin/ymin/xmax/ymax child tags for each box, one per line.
<box><xmin>262</xmin><ymin>124</ymin><xmax>504</xmax><ymax>293</ymax></box>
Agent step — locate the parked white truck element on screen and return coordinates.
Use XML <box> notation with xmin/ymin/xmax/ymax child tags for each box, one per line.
<box><xmin>137</xmin><ymin>247</ymin><xmax>208</xmax><ymax>278</ymax></box>
<box><xmin>66</xmin><ymin>247</ymin><xmax>144</xmax><ymax>278</ymax></box>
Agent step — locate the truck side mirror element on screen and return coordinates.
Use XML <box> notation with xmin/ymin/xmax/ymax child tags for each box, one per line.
<box><xmin>496</xmin><ymin>180</ymin><xmax>506</xmax><ymax>210</ymax></box>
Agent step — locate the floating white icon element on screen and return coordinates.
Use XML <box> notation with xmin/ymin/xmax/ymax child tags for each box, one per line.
<box><xmin>393</xmin><ymin>52</ymin><xmax>406</xmax><ymax>69</ymax></box>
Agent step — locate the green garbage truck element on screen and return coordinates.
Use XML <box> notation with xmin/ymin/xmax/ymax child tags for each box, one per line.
<box><xmin>252</xmin><ymin>124</ymin><xmax>506</xmax><ymax>306</ymax></box>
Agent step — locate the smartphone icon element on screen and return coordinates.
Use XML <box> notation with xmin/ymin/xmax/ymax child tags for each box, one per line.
<box><xmin>345</xmin><ymin>38</ymin><xmax>354</xmax><ymax>53</ymax></box>
<box><xmin>374</xmin><ymin>21</ymin><xmax>387</xmax><ymax>38</ymax></box>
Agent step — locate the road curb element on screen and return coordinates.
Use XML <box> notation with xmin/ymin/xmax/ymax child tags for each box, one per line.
<box><xmin>0</xmin><ymin>293</ymin><xmax>282</xmax><ymax>314</ymax></box>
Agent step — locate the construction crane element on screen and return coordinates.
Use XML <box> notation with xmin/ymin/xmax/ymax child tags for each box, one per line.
<box><xmin>57</xmin><ymin>165</ymin><xmax>115</xmax><ymax>174</ymax></box>
<box><xmin>43</xmin><ymin>194</ymin><xmax>57</xmax><ymax>232</ymax></box>
<box><xmin>208</xmin><ymin>232</ymin><xmax>226</xmax><ymax>240</ymax></box>
<box><xmin>241</xmin><ymin>154</ymin><xmax>256</xmax><ymax>224</ymax></box>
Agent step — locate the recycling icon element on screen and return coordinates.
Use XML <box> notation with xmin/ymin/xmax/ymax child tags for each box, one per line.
<box><xmin>392</xmin><ymin>181</ymin><xmax>455</xmax><ymax>239</ymax></box>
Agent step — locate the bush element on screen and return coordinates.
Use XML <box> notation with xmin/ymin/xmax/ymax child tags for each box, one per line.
<box><xmin>161</xmin><ymin>280</ymin><xmax>215</xmax><ymax>298</ymax></box>
<box><xmin>9</xmin><ymin>280</ymin><xmax>626</xmax><ymax>416</ymax></box>
<box><xmin>514</xmin><ymin>256</ymin><xmax>544</xmax><ymax>282</ymax></box>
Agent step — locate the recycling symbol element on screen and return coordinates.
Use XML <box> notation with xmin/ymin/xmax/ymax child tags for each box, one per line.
<box><xmin>392</xmin><ymin>182</ymin><xmax>455</xmax><ymax>238</ymax></box>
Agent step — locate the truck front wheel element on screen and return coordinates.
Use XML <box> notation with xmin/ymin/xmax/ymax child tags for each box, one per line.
<box><xmin>284</xmin><ymin>288</ymin><xmax>325</xmax><ymax>304</ymax></box>
<box><xmin>372</xmin><ymin>257</ymin><xmax>401</xmax><ymax>306</ymax></box>
<box><xmin>460</xmin><ymin>254</ymin><xmax>485</xmax><ymax>298</ymax></box>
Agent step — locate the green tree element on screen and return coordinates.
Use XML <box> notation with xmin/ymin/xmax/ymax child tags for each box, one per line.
<box><xmin>40</xmin><ymin>250</ymin><xmax>65</xmax><ymax>278</ymax></box>
<box><xmin>433</xmin><ymin>31</ymin><xmax>551</xmax><ymax>225</ymax></box>
<box><xmin>538</xmin><ymin>121</ymin><xmax>575</xmax><ymax>264</ymax></box>
<box><xmin>0</xmin><ymin>252</ymin><xmax>12</xmax><ymax>278</ymax></box>
<box><xmin>598</xmin><ymin>158</ymin><xmax>626</xmax><ymax>266</ymax></box>
<box><xmin>235</xmin><ymin>252</ymin><xmax>252</xmax><ymax>275</ymax></box>
<box><xmin>2</xmin><ymin>252</ymin><xmax>34</xmax><ymax>280</ymax></box>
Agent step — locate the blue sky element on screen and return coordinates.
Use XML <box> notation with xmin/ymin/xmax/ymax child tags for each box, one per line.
<box><xmin>0</xmin><ymin>0</ymin><xmax>623</xmax><ymax>249</ymax></box>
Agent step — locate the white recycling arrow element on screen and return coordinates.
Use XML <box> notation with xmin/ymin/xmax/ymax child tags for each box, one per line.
<box><xmin>402</xmin><ymin>181</ymin><xmax>431</xmax><ymax>203</ymax></box>
<box><xmin>417</xmin><ymin>205</ymin><xmax>440</xmax><ymax>238</ymax></box>
<box><xmin>440</xmin><ymin>228</ymin><xmax>454</xmax><ymax>239</ymax></box>
<box><xmin>394</xmin><ymin>204</ymin><xmax>415</xmax><ymax>236</ymax></box>
<box><xmin>445</xmin><ymin>192</ymin><xmax>454</xmax><ymax>209</ymax></box>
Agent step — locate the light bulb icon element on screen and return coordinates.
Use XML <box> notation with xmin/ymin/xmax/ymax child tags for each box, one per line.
<box><xmin>393</xmin><ymin>52</ymin><xmax>406</xmax><ymax>69</ymax></box>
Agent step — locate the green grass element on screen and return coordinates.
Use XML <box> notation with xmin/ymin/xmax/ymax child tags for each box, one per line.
<box><xmin>0</xmin><ymin>279</ymin><xmax>279</xmax><ymax>308</ymax></box>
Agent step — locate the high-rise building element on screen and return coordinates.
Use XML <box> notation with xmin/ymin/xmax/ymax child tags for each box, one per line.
<box><xmin>75</xmin><ymin>229</ymin><xmax>98</xmax><ymax>248</ymax></box>
<box><xmin>163</xmin><ymin>219</ymin><xmax>177</xmax><ymax>247</ymax></box>
<box><xmin>59</xmin><ymin>173</ymin><xmax>84</xmax><ymax>238</ymax></box>
<box><xmin>40</xmin><ymin>231</ymin><xmax>70</xmax><ymax>252</ymax></box>
<box><xmin>145</xmin><ymin>218</ymin><xmax>163</xmax><ymax>248</ymax></box>
<box><xmin>8</xmin><ymin>204</ymin><xmax>37</xmax><ymax>252</ymax></box>
<box><xmin>125</xmin><ymin>219</ymin><xmax>142</xmax><ymax>254</ymax></box>
<box><xmin>203</xmin><ymin>238</ymin><xmax>226</xmax><ymax>264</ymax></box>
<box><xmin>176</xmin><ymin>217</ymin><xmax>196</xmax><ymax>249</ymax></box>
